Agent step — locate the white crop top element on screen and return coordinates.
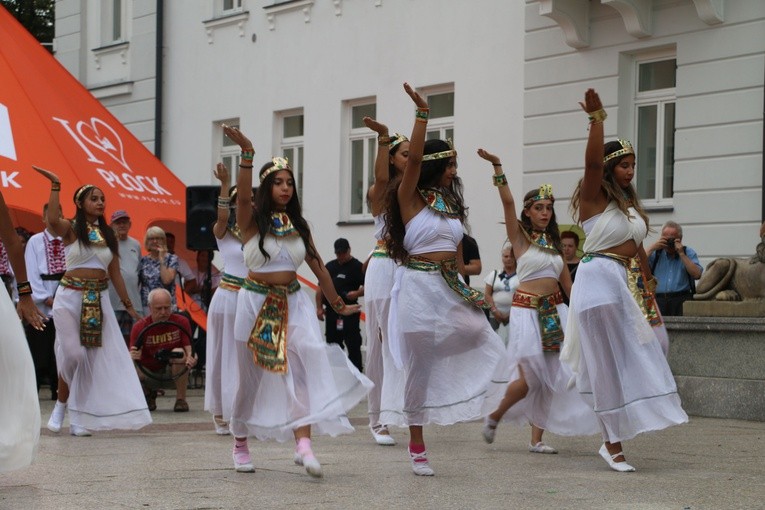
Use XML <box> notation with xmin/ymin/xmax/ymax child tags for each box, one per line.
<box><xmin>404</xmin><ymin>207</ymin><xmax>463</xmax><ymax>255</ymax></box>
<box><xmin>65</xmin><ymin>242</ymin><xmax>113</xmax><ymax>271</ymax></box>
<box><xmin>373</xmin><ymin>215</ymin><xmax>386</xmax><ymax>241</ymax></box>
<box><xmin>582</xmin><ymin>201</ymin><xmax>647</xmax><ymax>253</ymax></box>
<box><xmin>216</xmin><ymin>231</ymin><xmax>248</xmax><ymax>278</ymax></box>
<box><xmin>243</xmin><ymin>234</ymin><xmax>305</xmax><ymax>273</ymax></box>
<box><xmin>516</xmin><ymin>243</ymin><xmax>563</xmax><ymax>282</ymax></box>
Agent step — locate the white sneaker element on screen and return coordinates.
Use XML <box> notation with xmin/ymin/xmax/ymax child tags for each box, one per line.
<box><xmin>69</xmin><ymin>424</ymin><xmax>92</xmax><ymax>437</ymax></box>
<box><xmin>529</xmin><ymin>441</ymin><xmax>557</xmax><ymax>454</ymax></box>
<box><xmin>409</xmin><ymin>448</ymin><xmax>435</xmax><ymax>476</ymax></box>
<box><xmin>293</xmin><ymin>450</ymin><xmax>323</xmax><ymax>478</ymax></box>
<box><xmin>213</xmin><ymin>416</ymin><xmax>230</xmax><ymax>435</ymax></box>
<box><xmin>482</xmin><ymin>418</ymin><xmax>497</xmax><ymax>444</ymax></box>
<box><xmin>233</xmin><ymin>442</ymin><xmax>255</xmax><ymax>473</ymax></box>
<box><xmin>370</xmin><ymin>425</ymin><xmax>396</xmax><ymax>446</ymax></box>
<box><xmin>47</xmin><ymin>401</ymin><xmax>66</xmax><ymax>433</ymax></box>
<box><xmin>598</xmin><ymin>444</ymin><xmax>635</xmax><ymax>472</ymax></box>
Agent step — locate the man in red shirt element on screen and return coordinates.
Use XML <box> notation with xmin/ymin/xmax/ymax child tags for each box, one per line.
<box><xmin>130</xmin><ymin>288</ymin><xmax>196</xmax><ymax>412</ymax></box>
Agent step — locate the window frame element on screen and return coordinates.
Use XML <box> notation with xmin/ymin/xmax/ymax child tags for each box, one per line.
<box><xmin>215</xmin><ymin>118</ymin><xmax>241</xmax><ymax>188</ymax></box>
<box><xmin>422</xmin><ymin>85</ymin><xmax>455</xmax><ymax>142</ymax></box>
<box><xmin>345</xmin><ymin>99</ymin><xmax>377</xmax><ymax>220</ymax></box>
<box><xmin>100</xmin><ymin>0</ymin><xmax>126</xmax><ymax>45</ymax></box>
<box><xmin>278</xmin><ymin>110</ymin><xmax>305</xmax><ymax>205</ymax></box>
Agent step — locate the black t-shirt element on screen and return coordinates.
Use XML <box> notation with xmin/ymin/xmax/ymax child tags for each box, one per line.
<box><xmin>324</xmin><ymin>257</ymin><xmax>364</xmax><ymax>306</ymax></box>
<box><xmin>461</xmin><ymin>234</ymin><xmax>480</xmax><ymax>286</ymax></box>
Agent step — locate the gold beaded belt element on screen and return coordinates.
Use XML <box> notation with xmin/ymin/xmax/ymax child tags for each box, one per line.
<box><xmin>218</xmin><ymin>273</ymin><xmax>245</xmax><ymax>292</ymax></box>
<box><xmin>371</xmin><ymin>239</ymin><xmax>388</xmax><ymax>258</ymax></box>
<box><xmin>512</xmin><ymin>289</ymin><xmax>564</xmax><ymax>352</ymax></box>
<box><xmin>406</xmin><ymin>256</ymin><xmax>490</xmax><ymax>310</ymax></box>
<box><xmin>582</xmin><ymin>252</ymin><xmax>662</xmax><ymax>327</ymax></box>
<box><xmin>242</xmin><ymin>278</ymin><xmax>301</xmax><ymax>373</ymax></box>
<box><xmin>60</xmin><ymin>275</ymin><xmax>109</xmax><ymax>348</ymax></box>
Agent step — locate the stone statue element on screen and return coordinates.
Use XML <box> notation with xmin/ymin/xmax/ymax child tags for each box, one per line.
<box><xmin>694</xmin><ymin>224</ymin><xmax>765</xmax><ymax>301</ymax></box>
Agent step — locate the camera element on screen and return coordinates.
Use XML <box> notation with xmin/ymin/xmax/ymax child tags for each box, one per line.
<box><xmin>154</xmin><ymin>349</ymin><xmax>184</xmax><ymax>362</ymax></box>
<box><xmin>666</xmin><ymin>238</ymin><xmax>675</xmax><ymax>246</ymax></box>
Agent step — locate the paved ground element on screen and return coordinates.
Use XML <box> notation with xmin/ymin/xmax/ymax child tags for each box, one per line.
<box><xmin>1</xmin><ymin>389</ymin><xmax>763</xmax><ymax>510</ymax></box>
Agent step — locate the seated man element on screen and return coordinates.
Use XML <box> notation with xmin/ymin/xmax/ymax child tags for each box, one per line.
<box><xmin>130</xmin><ymin>288</ymin><xmax>196</xmax><ymax>412</ymax></box>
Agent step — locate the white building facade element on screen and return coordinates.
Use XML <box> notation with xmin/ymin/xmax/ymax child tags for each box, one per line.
<box><xmin>54</xmin><ymin>0</ymin><xmax>764</xmax><ymax>277</ymax></box>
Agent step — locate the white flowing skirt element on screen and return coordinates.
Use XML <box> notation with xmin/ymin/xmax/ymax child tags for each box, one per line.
<box><xmin>231</xmin><ymin>286</ymin><xmax>373</xmax><ymax>442</ymax></box>
<box><xmin>53</xmin><ymin>286</ymin><xmax>151</xmax><ymax>431</ymax></box>
<box><xmin>364</xmin><ymin>256</ymin><xmax>406</xmax><ymax>429</ymax></box>
<box><xmin>561</xmin><ymin>257</ymin><xmax>688</xmax><ymax>442</ymax></box>
<box><xmin>486</xmin><ymin>304</ymin><xmax>600</xmax><ymax>436</ymax></box>
<box><xmin>204</xmin><ymin>285</ymin><xmax>240</xmax><ymax>420</ymax></box>
<box><xmin>0</xmin><ymin>289</ymin><xmax>40</xmax><ymax>472</ymax></box>
<box><xmin>385</xmin><ymin>266</ymin><xmax>505</xmax><ymax>427</ymax></box>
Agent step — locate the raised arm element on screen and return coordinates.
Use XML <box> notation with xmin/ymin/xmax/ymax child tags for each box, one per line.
<box><xmin>32</xmin><ymin>166</ymin><xmax>72</xmax><ymax>241</ymax></box>
<box><xmin>212</xmin><ymin>163</ymin><xmax>232</xmax><ymax>240</ymax></box>
<box><xmin>364</xmin><ymin>117</ymin><xmax>391</xmax><ymax>216</ymax></box>
<box><xmin>477</xmin><ymin>149</ymin><xmax>527</xmax><ymax>251</ymax></box>
<box><xmin>222</xmin><ymin>125</ymin><xmax>257</xmax><ymax>240</ymax></box>
<box><xmin>579</xmin><ymin>89</ymin><xmax>607</xmax><ymax>203</ymax></box>
<box><xmin>397</xmin><ymin>83</ymin><xmax>429</xmax><ymax>222</ymax></box>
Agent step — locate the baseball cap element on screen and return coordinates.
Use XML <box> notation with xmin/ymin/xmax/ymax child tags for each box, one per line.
<box><xmin>334</xmin><ymin>238</ymin><xmax>350</xmax><ymax>253</ymax></box>
<box><xmin>110</xmin><ymin>210</ymin><xmax>130</xmax><ymax>223</ymax></box>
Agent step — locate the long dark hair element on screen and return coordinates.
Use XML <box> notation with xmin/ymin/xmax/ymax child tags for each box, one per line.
<box><xmin>365</xmin><ymin>137</ymin><xmax>409</xmax><ymax>211</ymax></box>
<box><xmin>384</xmin><ymin>139</ymin><xmax>467</xmax><ymax>262</ymax></box>
<box><xmin>72</xmin><ymin>185</ymin><xmax>118</xmax><ymax>255</ymax></box>
<box><xmin>253</xmin><ymin>161</ymin><xmax>317</xmax><ymax>261</ymax></box>
<box><xmin>521</xmin><ymin>188</ymin><xmax>563</xmax><ymax>253</ymax></box>
<box><xmin>571</xmin><ymin>140</ymin><xmax>649</xmax><ymax>226</ymax></box>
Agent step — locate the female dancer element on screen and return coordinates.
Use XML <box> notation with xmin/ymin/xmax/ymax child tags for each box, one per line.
<box><xmin>477</xmin><ymin>149</ymin><xmax>599</xmax><ymax>452</ymax></box>
<box><xmin>34</xmin><ymin>167</ymin><xmax>151</xmax><ymax>436</ymax></box>
<box><xmin>385</xmin><ymin>84</ymin><xmax>505</xmax><ymax>476</ymax></box>
<box><xmin>204</xmin><ymin>163</ymin><xmax>248</xmax><ymax>435</ymax></box>
<box><xmin>362</xmin><ymin>116</ymin><xmax>408</xmax><ymax>446</ymax></box>
<box><xmin>0</xmin><ymin>188</ymin><xmax>44</xmax><ymax>472</ymax></box>
<box><xmin>223</xmin><ymin>126</ymin><xmax>373</xmax><ymax>478</ymax></box>
<box><xmin>561</xmin><ymin>89</ymin><xmax>687</xmax><ymax>472</ymax></box>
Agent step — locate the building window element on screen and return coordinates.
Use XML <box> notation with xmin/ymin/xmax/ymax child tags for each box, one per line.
<box><xmin>217</xmin><ymin>119</ymin><xmax>241</xmax><ymax>187</ymax></box>
<box><xmin>220</xmin><ymin>0</ymin><xmax>243</xmax><ymax>14</ymax></box>
<box><xmin>279</xmin><ymin>111</ymin><xmax>304</xmax><ymax>204</ymax></box>
<box><xmin>424</xmin><ymin>89</ymin><xmax>454</xmax><ymax>142</ymax></box>
<box><xmin>348</xmin><ymin>102</ymin><xmax>377</xmax><ymax>218</ymax></box>
<box><xmin>634</xmin><ymin>57</ymin><xmax>676</xmax><ymax>204</ymax></box>
<box><xmin>101</xmin><ymin>0</ymin><xmax>124</xmax><ymax>43</ymax></box>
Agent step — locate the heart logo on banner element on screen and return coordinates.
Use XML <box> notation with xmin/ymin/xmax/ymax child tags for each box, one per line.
<box><xmin>76</xmin><ymin>117</ymin><xmax>131</xmax><ymax>172</ymax></box>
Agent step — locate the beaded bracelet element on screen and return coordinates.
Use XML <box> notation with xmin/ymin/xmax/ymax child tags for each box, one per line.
<box><xmin>218</xmin><ymin>197</ymin><xmax>231</xmax><ymax>208</ymax></box>
<box><xmin>51</xmin><ymin>182</ymin><xmax>61</xmax><ymax>192</ymax></box>
<box><xmin>239</xmin><ymin>163</ymin><xmax>254</xmax><ymax>168</ymax></box>
<box><xmin>415</xmin><ymin>108</ymin><xmax>430</xmax><ymax>123</ymax></box>
<box><xmin>492</xmin><ymin>173</ymin><xmax>508</xmax><ymax>187</ymax></box>
<box><xmin>588</xmin><ymin>109</ymin><xmax>607</xmax><ymax>124</ymax></box>
<box><xmin>378</xmin><ymin>135</ymin><xmax>391</xmax><ymax>146</ymax></box>
<box><xmin>17</xmin><ymin>281</ymin><xmax>33</xmax><ymax>296</ymax></box>
<box><xmin>241</xmin><ymin>148</ymin><xmax>255</xmax><ymax>159</ymax></box>
<box><xmin>331</xmin><ymin>296</ymin><xmax>346</xmax><ymax>313</ymax></box>
<box><xmin>492</xmin><ymin>163</ymin><xmax>503</xmax><ymax>167</ymax></box>
<box><xmin>121</xmin><ymin>298</ymin><xmax>133</xmax><ymax>309</ymax></box>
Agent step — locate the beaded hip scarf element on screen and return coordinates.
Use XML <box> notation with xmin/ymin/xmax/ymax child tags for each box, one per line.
<box><xmin>371</xmin><ymin>239</ymin><xmax>388</xmax><ymax>258</ymax></box>
<box><xmin>60</xmin><ymin>275</ymin><xmax>109</xmax><ymax>348</ymax></box>
<box><xmin>512</xmin><ymin>289</ymin><xmax>565</xmax><ymax>352</ymax></box>
<box><xmin>242</xmin><ymin>278</ymin><xmax>301</xmax><ymax>374</ymax></box>
<box><xmin>406</xmin><ymin>256</ymin><xmax>489</xmax><ymax>310</ymax></box>
<box><xmin>218</xmin><ymin>273</ymin><xmax>245</xmax><ymax>292</ymax></box>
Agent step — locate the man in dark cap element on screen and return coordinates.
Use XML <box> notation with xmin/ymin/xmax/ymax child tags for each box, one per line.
<box><xmin>315</xmin><ymin>238</ymin><xmax>364</xmax><ymax>371</ymax></box>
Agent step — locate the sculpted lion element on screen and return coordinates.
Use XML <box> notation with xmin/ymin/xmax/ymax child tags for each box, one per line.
<box><xmin>694</xmin><ymin>226</ymin><xmax>765</xmax><ymax>301</ymax></box>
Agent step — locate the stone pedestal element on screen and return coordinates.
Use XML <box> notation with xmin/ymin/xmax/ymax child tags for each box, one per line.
<box><xmin>684</xmin><ymin>300</ymin><xmax>765</xmax><ymax>317</ymax></box>
<box><xmin>666</xmin><ymin>316</ymin><xmax>765</xmax><ymax>421</ymax></box>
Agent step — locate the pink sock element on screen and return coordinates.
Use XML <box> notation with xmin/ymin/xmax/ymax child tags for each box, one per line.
<box><xmin>296</xmin><ymin>437</ymin><xmax>313</xmax><ymax>456</ymax></box>
<box><xmin>409</xmin><ymin>442</ymin><xmax>426</xmax><ymax>459</ymax></box>
<box><xmin>234</xmin><ymin>438</ymin><xmax>248</xmax><ymax>450</ymax></box>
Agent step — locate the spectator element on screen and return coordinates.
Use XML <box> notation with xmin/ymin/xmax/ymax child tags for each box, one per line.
<box><xmin>560</xmin><ymin>231</ymin><xmax>581</xmax><ymax>282</ymax></box>
<box><xmin>647</xmin><ymin>221</ymin><xmax>703</xmax><ymax>316</ymax></box>
<box><xmin>0</xmin><ymin>239</ymin><xmax>13</xmax><ymax>298</ymax></box>
<box><xmin>461</xmin><ymin>233</ymin><xmax>482</xmax><ymax>285</ymax></box>
<box><xmin>138</xmin><ymin>227</ymin><xmax>179</xmax><ymax>315</ymax></box>
<box><xmin>24</xmin><ymin>203</ymin><xmax>66</xmax><ymax>400</ymax></box>
<box><xmin>130</xmin><ymin>288</ymin><xmax>196</xmax><ymax>412</ymax></box>
<box><xmin>316</xmin><ymin>238</ymin><xmax>365</xmax><ymax>372</ymax></box>
<box><xmin>108</xmin><ymin>210</ymin><xmax>143</xmax><ymax>344</ymax></box>
<box><xmin>483</xmin><ymin>244</ymin><xmax>519</xmax><ymax>345</ymax></box>
<box><xmin>15</xmin><ymin>226</ymin><xmax>33</xmax><ymax>253</ymax></box>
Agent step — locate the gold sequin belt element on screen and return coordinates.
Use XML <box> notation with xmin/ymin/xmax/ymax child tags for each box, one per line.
<box><xmin>218</xmin><ymin>273</ymin><xmax>245</xmax><ymax>292</ymax></box>
<box><xmin>512</xmin><ymin>289</ymin><xmax>564</xmax><ymax>352</ymax></box>
<box><xmin>60</xmin><ymin>275</ymin><xmax>109</xmax><ymax>348</ymax></box>
<box><xmin>406</xmin><ymin>256</ymin><xmax>489</xmax><ymax>310</ymax></box>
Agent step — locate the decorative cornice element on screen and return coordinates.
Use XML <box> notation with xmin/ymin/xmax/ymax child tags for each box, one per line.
<box><xmin>263</xmin><ymin>0</ymin><xmax>314</xmax><ymax>31</ymax></box>
<box><xmin>202</xmin><ymin>11</ymin><xmax>249</xmax><ymax>44</ymax></box>
<box><xmin>539</xmin><ymin>0</ymin><xmax>589</xmax><ymax>49</ymax></box>
<box><xmin>602</xmin><ymin>0</ymin><xmax>653</xmax><ymax>38</ymax></box>
<box><xmin>691</xmin><ymin>0</ymin><xmax>724</xmax><ymax>25</ymax></box>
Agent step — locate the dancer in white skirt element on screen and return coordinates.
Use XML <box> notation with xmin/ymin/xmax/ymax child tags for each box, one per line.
<box><xmin>34</xmin><ymin>167</ymin><xmax>151</xmax><ymax>436</ymax></box>
<box><xmin>0</xmin><ymin>188</ymin><xmax>45</xmax><ymax>472</ymax></box>
<box><xmin>561</xmin><ymin>89</ymin><xmax>688</xmax><ymax>472</ymax></box>
<box><xmin>362</xmin><ymin>117</ymin><xmax>409</xmax><ymax>446</ymax></box>
<box><xmin>222</xmin><ymin>126</ymin><xmax>373</xmax><ymax>478</ymax></box>
<box><xmin>476</xmin><ymin>149</ymin><xmax>599</xmax><ymax>452</ymax></box>
<box><xmin>204</xmin><ymin>163</ymin><xmax>247</xmax><ymax>435</ymax></box>
<box><xmin>384</xmin><ymin>84</ymin><xmax>505</xmax><ymax>476</ymax></box>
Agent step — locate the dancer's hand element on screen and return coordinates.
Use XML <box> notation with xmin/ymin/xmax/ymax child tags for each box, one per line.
<box><xmin>477</xmin><ymin>148</ymin><xmax>501</xmax><ymax>166</ymax></box>
<box><xmin>17</xmin><ymin>296</ymin><xmax>46</xmax><ymax>330</ymax></box>
<box><xmin>339</xmin><ymin>304</ymin><xmax>361</xmax><ymax>316</ymax></box>
<box><xmin>32</xmin><ymin>165</ymin><xmax>61</xmax><ymax>184</ymax></box>
<box><xmin>579</xmin><ymin>88</ymin><xmax>603</xmax><ymax>114</ymax></box>
<box><xmin>404</xmin><ymin>82</ymin><xmax>428</xmax><ymax>109</ymax></box>
<box><xmin>214</xmin><ymin>163</ymin><xmax>229</xmax><ymax>184</ymax></box>
<box><xmin>363</xmin><ymin>117</ymin><xmax>389</xmax><ymax>135</ymax></box>
<box><xmin>222</xmin><ymin>125</ymin><xmax>253</xmax><ymax>151</ymax></box>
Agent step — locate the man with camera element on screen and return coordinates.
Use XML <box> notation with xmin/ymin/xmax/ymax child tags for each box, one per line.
<box><xmin>647</xmin><ymin>221</ymin><xmax>703</xmax><ymax>316</ymax></box>
<box><xmin>130</xmin><ymin>288</ymin><xmax>196</xmax><ymax>412</ymax></box>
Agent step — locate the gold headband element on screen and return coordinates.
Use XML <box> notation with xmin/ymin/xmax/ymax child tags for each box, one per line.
<box><xmin>523</xmin><ymin>184</ymin><xmax>554</xmax><ymax>208</ymax></box>
<box><xmin>422</xmin><ymin>139</ymin><xmax>457</xmax><ymax>161</ymax></box>
<box><xmin>260</xmin><ymin>157</ymin><xmax>291</xmax><ymax>183</ymax></box>
<box><xmin>74</xmin><ymin>184</ymin><xmax>96</xmax><ymax>205</ymax></box>
<box><xmin>389</xmin><ymin>133</ymin><xmax>408</xmax><ymax>151</ymax></box>
<box><xmin>603</xmin><ymin>139</ymin><xmax>635</xmax><ymax>163</ymax></box>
